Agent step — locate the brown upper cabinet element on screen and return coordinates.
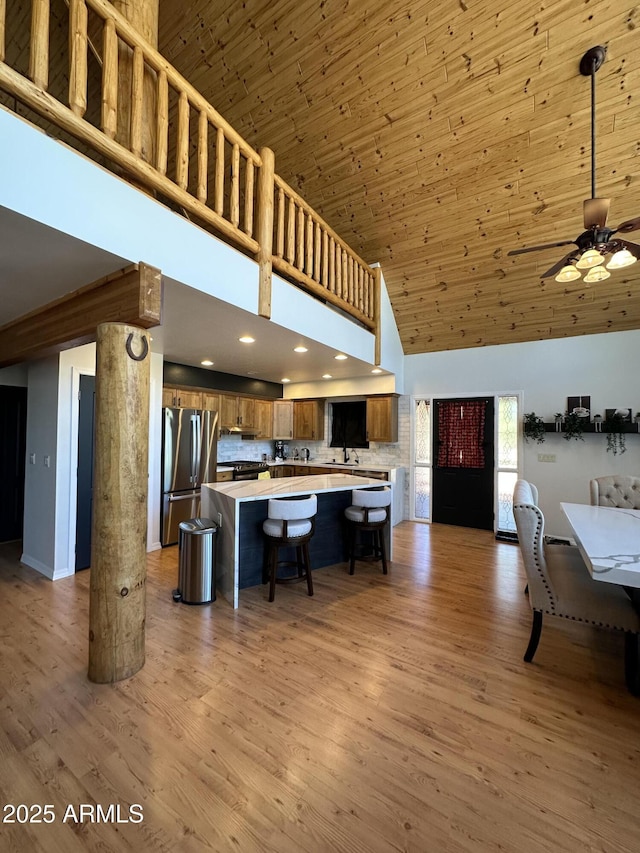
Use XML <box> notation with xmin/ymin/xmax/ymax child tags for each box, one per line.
<box><xmin>366</xmin><ymin>396</ymin><xmax>398</xmax><ymax>443</ymax></box>
<box><xmin>254</xmin><ymin>399</ymin><xmax>273</xmax><ymax>440</ymax></box>
<box><xmin>201</xmin><ymin>391</ymin><xmax>220</xmax><ymax>412</ymax></box>
<box><xmin>163</xmin><ymin>387</ymin><xmax>203</xmax><ymax>409</ymax></box>
<box><xmin>219</xmin><ymin>394</ymin><xmax>256</xmax><ymax>430</ymax></box>
<box><xmin>273</xmin><ymin>400</ymin><xmax>294</xmax><ymax>439</ymax></box>
<box><xmin>293</xmin><ymin>400</ymin><xmax>325</xmax><ymax>441</ymax></box>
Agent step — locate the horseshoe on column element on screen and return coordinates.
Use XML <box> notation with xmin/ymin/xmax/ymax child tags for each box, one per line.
<box><xmin>125</xmin><ymin>333</ymin><xmax>149</xmax><ymax>362</ymax></box>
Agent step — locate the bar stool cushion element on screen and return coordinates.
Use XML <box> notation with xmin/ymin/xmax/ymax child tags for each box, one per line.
<box><xmin>344</xmin><ymin>505</ymin><xmax>387</xmax><ymax>523</ymax></box>
<box><xmin>263</xmin><ymin>517</ymin><xmax>313</xmax><ymax>538</ymax></box>
<box><xmin>345</xmin><ymin>487</ymin><xmax>391</xmax><ymax>523</ymax></box>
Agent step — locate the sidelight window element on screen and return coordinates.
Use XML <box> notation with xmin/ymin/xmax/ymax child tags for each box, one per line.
<box><xmin>412</xmin><ymin>399</ymin><xmax>431</xmax><ymax>521</ymax></box>
<box><xmin>496</xmin><ymin>395</ymin><xmax>519</xmax><ymax>536</ymax></box>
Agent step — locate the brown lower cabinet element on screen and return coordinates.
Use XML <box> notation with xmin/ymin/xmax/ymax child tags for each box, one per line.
<box><xmin>276</xmin><ymin>464</ymin><xmax>388</xmax><ymax>480</ymax></box>
<box><xmin>271</xmin><ymin>465</ymin><xmax>294</xmax><ymax>478</ymax></box>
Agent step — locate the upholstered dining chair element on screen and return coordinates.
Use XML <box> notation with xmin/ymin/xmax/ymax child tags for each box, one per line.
<box><xmin>262</xmin><ymin>495</ymin><xmax>317</xmax><ymax>602</ymax></box>
<box><xmin>589</xmin><ymin>475</ymin><xmax>640</xmax><ymax>509</ymax></box>
<box><xmin>512</xmin><ymin>480</ymin><xmax>640</xmax><ymax>691</ymax></box>
<box><xmin>344</xmin><ymin>487</ymin><xmax>391</xmax><ymax>575</ymax></box>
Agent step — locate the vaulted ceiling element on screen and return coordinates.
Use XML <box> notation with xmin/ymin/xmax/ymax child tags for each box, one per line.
<box><xmin>158</xmin><ymin>0</ymin><xmax>640</xmax><ymax>355</ymax></box>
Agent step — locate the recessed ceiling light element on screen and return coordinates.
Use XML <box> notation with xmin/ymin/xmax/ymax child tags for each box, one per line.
<box><xmin>322</xmin><ymin>374</ymin><xmax>332</xmax><ymax>379</ymax></box>
<box><xmin>334</xmin><ymin>354</ymin><xmax>348</xmax><ymax>360</ymax></box>
<box><xmin>239</xmin><ymin>335</ymin><xmax>255</xmax><ymax>344</ymax></box>
<box><xmin>371</xmin><ymin>368</ymin><xmax>382</xmax><ymax>374</ymax></box>
<box><xmin>201</xmin><ymin>359</ymin><xmax>214</xmax><ymax>366</ymax></box>
<box><xmin>294</xmin><ymin>346</ymin><xmax>308</xmax><ymax>353</ymax></box>
<box><xmin>281</xmin><ymin>377</ymin><xmax>291</xmax><ymax>383</ymax></box>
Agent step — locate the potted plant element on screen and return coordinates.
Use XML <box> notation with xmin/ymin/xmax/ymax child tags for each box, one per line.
<box><xmin>523</xmin><ymin>412</ymin><xmax>546</xmax><ymax>444</ymax></box>
<box><xmin>554</xmin><ymin>412</ymin><xmax>564</xmax><ymax>432</ymax></box>
<box><xmin>563</xmin><ymin>411</ymin><xmax>585</xmax><ymax>442</ymax></box>
<box><xmin>593</xmin><ymin>413</ymin><xmax>603</xmax><ymax>433</ymax></box>
<box><xmin>603</xmin><ymin>411</ymin><xmax>627</xmax><ymax>455</ymax></box>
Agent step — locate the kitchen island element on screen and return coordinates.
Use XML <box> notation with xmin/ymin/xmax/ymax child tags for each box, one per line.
<box><xmin>202</xmin><ymin>474</ymin><xmax>392</xmax><ymax>607</ymax></box>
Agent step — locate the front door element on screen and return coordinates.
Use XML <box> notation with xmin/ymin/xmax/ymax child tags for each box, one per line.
<box><xmin>432</xmin><ymin>397</ymin><xmax>495</xmax><ymax>530</ymax></box>
<box><xmin>75</xmin><ymin>374</ymin><xmax>96</xmax><ymax>570</ymax></box>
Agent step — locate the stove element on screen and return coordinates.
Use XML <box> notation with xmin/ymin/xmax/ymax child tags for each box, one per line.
<box><xmin>225</xmin><ymin>459</ymin><xmax>270</xmax><ymax>481</ymax></box>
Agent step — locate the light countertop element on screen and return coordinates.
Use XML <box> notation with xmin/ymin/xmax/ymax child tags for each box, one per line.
<box><xmin>204</xmin><ymin>473</ymin><xmax>389</xmax><ymax>502</ymax></box>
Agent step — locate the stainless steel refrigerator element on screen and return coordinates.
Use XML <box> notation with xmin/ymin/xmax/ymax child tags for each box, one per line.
<box><xmin>161</xmin><ymin>407</ymin><xmax>218</xmax><ymax>546</ymax></box>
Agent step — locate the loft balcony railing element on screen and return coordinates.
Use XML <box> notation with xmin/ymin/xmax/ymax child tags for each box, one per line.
<box><xmin>0</xmin><ymin>0</ymin><xmax>380</xmax><ymax>348</ymax></box>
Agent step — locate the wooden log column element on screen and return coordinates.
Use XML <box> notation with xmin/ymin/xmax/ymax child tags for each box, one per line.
<box><xmin>112</xmin><ymin>0</ymin><xmax>159</xmax><ymax>167</ymax></box>
<box><xmin>88</xmin><ymin>322</ymin><xmax>150</xmax><ymax>683</ymax></box>
<box><xmin>256</xmin><ymin>146</ymin><xmax>275</xmax><ymax>319</ymax></box>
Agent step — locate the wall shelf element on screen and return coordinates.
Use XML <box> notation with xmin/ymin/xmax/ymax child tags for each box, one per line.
<box><xmin>543</xmin><ymin>421</ymin><xmax>640</xmax><ymax>434</ymax></box>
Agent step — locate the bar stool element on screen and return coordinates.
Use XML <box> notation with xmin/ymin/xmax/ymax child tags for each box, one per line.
<box><xmin>344</xmin><ymin>487</ymin><xmax>391</xmax><ymax>575</ymax></box>
<box><xmin>262</xmin><ymin>495</ymin><xmax>317</xmax><ymax>602</ymax></box>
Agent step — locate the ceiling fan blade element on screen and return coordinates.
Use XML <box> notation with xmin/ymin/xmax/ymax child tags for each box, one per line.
<box><xmin>508</xmin><ymin>240</ymin><xmax>575</xmax><ymax>256</ymax></box>
<box><xmin>583</xmin><ymin>197</ymin><xmax>610</xmax><ymax>229</ymax></box>
<box><xmin>616</xmin><ymin>216</ymin><xmax>640</xmax><ymax>234</ymax></box>
<box><xmin>619</xmin><ymin>239</ymin><xmax>640</xmax><ymax>259</ymax></box>
<box><xmin>540</xmin><ymin>252</ymin><xmax>580</xmax><ymax>280</ymax></box>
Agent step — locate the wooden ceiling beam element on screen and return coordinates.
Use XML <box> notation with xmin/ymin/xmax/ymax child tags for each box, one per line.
<box><xmin>0</xmin><ymin>263</ymin><xmax>162</xmax><ymax>368</ymax></box>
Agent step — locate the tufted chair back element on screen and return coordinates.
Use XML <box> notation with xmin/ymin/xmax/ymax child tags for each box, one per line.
<box><xmin>512</xmin><ymin>480</ymin><xmax>640</xmax><ymax>685</ymax></box>
<box><xmin>589</xmin><ymin>475</ymin><xmax>640</xmax><ymax>509</ymax></box>
<box><xmin>512</xmin><ymin>480</ymin><xmax>556</xmax><ymax>614</ymax></box>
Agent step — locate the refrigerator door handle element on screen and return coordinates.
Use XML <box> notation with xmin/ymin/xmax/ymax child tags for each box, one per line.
<box><xmin>189</xmin><ymin>415</ymin><xmax>197</xmax><ymax>484</ymax></box>
<box><xmin>193</xmin><ymin>414</ymin><xmax>201</xmax><ymax>485</ymax></box>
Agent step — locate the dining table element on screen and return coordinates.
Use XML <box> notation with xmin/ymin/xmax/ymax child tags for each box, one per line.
<box><xmin>561</xmin><ymin>502</ymin><xmax>640</xmax><ymax>695</ymax></box>
<box><xmin>560</xmin><ymin>502</ymin><xmax>640</xmax><ymax>586</ymax></box>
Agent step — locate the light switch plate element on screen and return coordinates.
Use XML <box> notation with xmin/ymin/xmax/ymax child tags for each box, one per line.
<box><xmin>537</xmin><ymin>453</ymin><xmax>556</xmax><ymax>463</ymax></box>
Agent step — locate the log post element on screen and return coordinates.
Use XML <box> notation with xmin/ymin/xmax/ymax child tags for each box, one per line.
<box><xmin>373</xmin><ymin>266</ymin><xmax>382</xmax><ymax>366</ymax></box>
<box><xmin>88</xmin><ymin>322</ymin><xmax>150</xmax><ymax>683</ymax></box>
<box><xmin>256</xmin><ymin>146</ymin><xmax>275</xmax><ymax>319</ymax></box>
<box><xmin>112</xmin><ymin>0</ymin><xmax>159</xmax><ymax>170</ymax></box>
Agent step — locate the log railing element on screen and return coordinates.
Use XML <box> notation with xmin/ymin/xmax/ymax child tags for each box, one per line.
<box><xmin>273</xmin><ymin>175</ymin><xmax>376</xmax><ymax>329</ymax></box>
<box><xmin>0</xmin><ymin>0</ymin><xmax>378</xmax><ymax>337</ymax></box>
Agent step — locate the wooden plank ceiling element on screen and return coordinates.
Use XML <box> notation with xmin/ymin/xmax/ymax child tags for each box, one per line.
<box><xmin>157</xmin><ymin>0</ymin><xmax>640</xmax><ymax>354</ymax></box>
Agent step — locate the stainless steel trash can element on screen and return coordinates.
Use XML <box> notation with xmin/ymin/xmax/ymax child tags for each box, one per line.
<box><xmin>175</xmin><ymin>518</ymin><xmax>218</xmax><ymax>604</ymax></box>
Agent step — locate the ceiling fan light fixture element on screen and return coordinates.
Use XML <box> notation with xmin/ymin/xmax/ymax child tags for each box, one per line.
<box><xmin>576</xmin><ymin>248</ymin><xmax>605</xmax><ymax>269</ymax></box>
<box><xmin>606</xmin><ymin>248</ymin><xmax>637</xmax><ymax>270</ymax></box>
<box><xmin>555</xmin><ymin>264</ymin><xmax>582</xmax><ymax>283</ymax></box>
<box><xmin>583</xmin><ymin>265</ymin><xmax>611</xmax><ymax>283</ymax></box>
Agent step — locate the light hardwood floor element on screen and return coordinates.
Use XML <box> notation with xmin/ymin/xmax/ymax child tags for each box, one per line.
<box><xmin>1</xmin><ymin>522</ymin><xmax>639</xmax><ymax>852</ymax></box>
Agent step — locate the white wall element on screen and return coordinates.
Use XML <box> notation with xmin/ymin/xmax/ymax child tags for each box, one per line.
<box><xmin>0</xmin><ymin>110</ymin><xmax>258</xmax><ymax>315</ymax></box>
<box><xmin>22</xmin><ymin>356</ymin><xmax>60</xmax><ymax>577</ymax></box>
<box><xmin>21</xmin><ymin>343</ymin><xmax>164</xmax><ymax>580</ymax></box>
<box><xmin>404</xmin><ymin>329</ymin><xmax>640</xmax><ymax>537</ymax></box>
<box><xmin>0</xmin><ymin>364</ymin><xmax>28</xmax><ymax>385</ymax></box>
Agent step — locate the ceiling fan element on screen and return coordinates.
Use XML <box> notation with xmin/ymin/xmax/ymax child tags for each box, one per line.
<box><xmin>508</xmin><ymin>45</ymin><xmax>640</xmax><ymax>282</ymax></box>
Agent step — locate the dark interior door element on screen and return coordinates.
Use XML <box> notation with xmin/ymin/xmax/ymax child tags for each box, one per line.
<box><xmin>0</xmin><ymin>385</ymin><xmax>27</xmax><ymax>543</ymax></box>
<box><xmin>432</xmin><ymin>397</ymin><xmax>495</xmax><ymax>530</ymax></box>
<box><xmin>75</xmin><ymin>374</ymin><xmax>96</xmax><ymax>571</ymax></box>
